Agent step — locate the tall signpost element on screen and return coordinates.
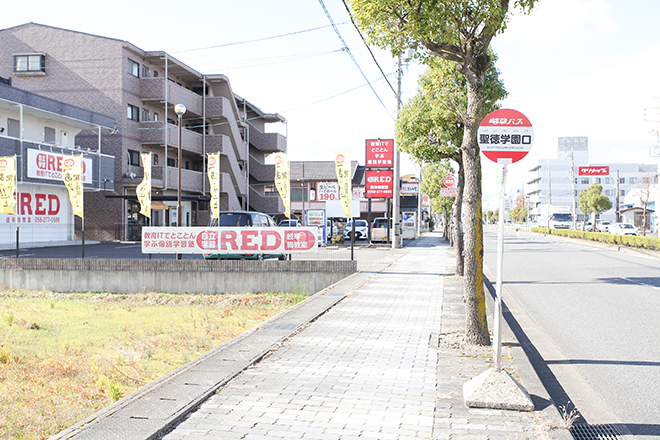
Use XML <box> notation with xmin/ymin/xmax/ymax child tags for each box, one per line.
<box><xmin>365</xmin><ymin>139</ymin><xmax>394</xmax><ymax>243</ymax></box>
<box><xmin>463</xmin><ymin>108</ymin><xmax>535</xmax><ymax>410</ymax></box>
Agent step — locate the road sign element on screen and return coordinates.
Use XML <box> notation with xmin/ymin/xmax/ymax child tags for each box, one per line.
<box><xmin>478</xmin><ymin>109</ymin><xmax>533</xmax><ymax>164</ymax></box>
<box><xmin>440</xmin><ymin>188</ymin><xmax>457</xmax><ymax>197</ymax></box>
<box><xmin>442</xmin><ymin>174</ymin><xmax>456</xmax><ymax>188</ymax></box>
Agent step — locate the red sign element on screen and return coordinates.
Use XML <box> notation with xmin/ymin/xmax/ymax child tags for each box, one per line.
<box><xmin>365</xmin><ymin>139</ymin><xmax>394</xmax><ymax>168</ymax></box>
<box><xmin>142</xmin><ymin>227</ymin><xmax>320</xmax><ymax>254</ymax></box>
<box><xmin>579</xmin><ymin>166</ymin><xmax>609</xmax><ymax>176</ymax></box>
<box><xmin>366</xmin><ymin>169</ymin><xmax>393</xmax><ymax>198</ymax></box>
<box><xmin>442</xmin><ymin>174</ymin><xmax>456</xmax><ymax>188</ymax></box>
<box><xmin>27</xmin><ymin>149</ymin><xmax>92</xmax><ymax>182</ymax></box>
<box><xmin>478</xmin><ymin>109</ymin><xmax>534</xmax><ymax>164</ymax></box>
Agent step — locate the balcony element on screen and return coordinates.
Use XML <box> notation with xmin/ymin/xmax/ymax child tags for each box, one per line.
<box><xmin>250</xmin><ymin>187</ymin><xmax>283</xmax><ymax>215</ymax></box>
<box><xmin>205</xmin><ymin>96</ymin><xmax>230</xmax><ymax>119</ymax></box>
<box><xmin>140</xmin><ymin>122</ymin><xmax>203</xmax><ymax>155</ymax></box>
<box><xmin>249</xmin><ymin>128</ymin><xmax>286</xmax><ymax>153</ymax></box>
<box><xmin>140</xmin><ymin>78</ymin><xmax>204</xmax><ymax>116</ymax></box>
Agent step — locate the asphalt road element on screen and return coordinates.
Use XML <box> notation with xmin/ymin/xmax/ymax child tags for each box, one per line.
<box><xmin>483</xmin><ymin>225</ymin><xmax>660</xmax><ymax>438</ymax></box>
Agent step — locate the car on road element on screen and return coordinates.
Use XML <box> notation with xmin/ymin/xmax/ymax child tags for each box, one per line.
<box><xmin>205</xmin><ymin>211</ymin><xmax>286</xmax><ymax>260</ymax></box>
<box><xmin>596</xmin><ymin>220</ymin><xmax>611</xmax><ymax>233</ymax></box>
<box><xmin>278</xmin><ymin>219</ymin><xmax>301</xmax><ymax>227</ymax></box>
<box><xmin>371</xmin><ymin>217</ymin><xmax>389</xmax><ymax>243</ymax></box>
<box><xmin>608</xmin><ymin>222</ymin><xmax>639</xmax><ymax>236</ymax></box>
<box><xmin>342</xmin><ymin>219</ymin><xmax>369</xmax><ymax>241</ymax></box>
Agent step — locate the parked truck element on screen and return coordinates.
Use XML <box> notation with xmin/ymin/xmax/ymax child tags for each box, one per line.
<box><xmin>539</xmin><ymin>205</ymin><xmax>573</xmax><ymax>229</ymax></box>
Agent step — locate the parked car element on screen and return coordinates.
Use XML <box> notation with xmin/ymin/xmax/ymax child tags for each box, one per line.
<box><xmin>608</xmin><ymin>222</ymin><xmax>639</xmax><ymax>236</ymax></box>
<box><xmin>342</xmin><ymin>219</ymin><xmax>369</xmax><ymax>240</ymax></box>
<box><xmin>278</xmin><ymin>219</ymin><xmax>301</xmax><ymax>227</ymax></box>
<box><xmin>205</xmin><ymin>211</ymin><xmax>286</xmax><ymax>260</ymax></box>
<box><xmin>596</xmin><ymin>221</ymin><xmax>611</xmax><ymax>233</ymax></box>
<box><xmin>371</xmin><ymin>217</ymin><xmax>389</xmax><ymax>243</ymax></box>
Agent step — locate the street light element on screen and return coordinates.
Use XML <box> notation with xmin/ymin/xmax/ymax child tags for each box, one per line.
<box><xmin>175</xmin><ymin>103</ymin><xmax>186</xmax><ymax>260</ymax></box>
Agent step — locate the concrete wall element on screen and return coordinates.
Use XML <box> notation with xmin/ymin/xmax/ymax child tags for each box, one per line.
<box><xmin>0</xmin><ymin>259</ymin><xmax>357</xmax><ymax>295</ymax></box>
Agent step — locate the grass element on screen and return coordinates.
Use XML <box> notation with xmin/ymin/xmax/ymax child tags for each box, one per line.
<box><xmin>0</xmin><ymin>288</ymin><xmax>306</xmax><ymax>440</ymax></box>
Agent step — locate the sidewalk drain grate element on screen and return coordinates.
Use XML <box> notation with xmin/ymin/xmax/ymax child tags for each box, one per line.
<box><xmin>570</xmin><ymin>424</ymin><xmax>621</xmax><ymax>440</ymax></box>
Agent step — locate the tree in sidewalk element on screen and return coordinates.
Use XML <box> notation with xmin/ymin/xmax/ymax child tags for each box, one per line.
<box><xmin>350</xmin><ymin>0</ymin><xmax>538</xmax><ymax>345</ymax></box>
<box><xmin>395</xmin><ymin>56</ymin><xmax>507</xmax><ymax>277</ymax></box>
<box><xmin>578</xmin><ymin>184</ymin><xmax>612</xmax><ymax>229</ymax></box>
<box><xmin>508</xmin><ymin>206</ymin><xmax>528</xmax><ymax>222</ymax></box>
<box><xmin>421</xmin><ymin>162</ymin><xmax>456</xmax><ymax>243</ymax></box>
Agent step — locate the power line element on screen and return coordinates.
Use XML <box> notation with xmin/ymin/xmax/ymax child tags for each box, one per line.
<box><xmin>340</xmin><ymin>0</ymin><xmax>397</xmax><ymax>97</ymax></box>
<box><xmin>316</xmin><ymin>0</ymin><xmax>394</xmax><ymax>120</ymax></box>
<box><xmin>172</xmin><ymin>23</ymin><xmax>345</xmax><ymax>54</ymax></box>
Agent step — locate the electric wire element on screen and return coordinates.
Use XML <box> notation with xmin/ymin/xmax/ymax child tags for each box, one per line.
<box><xmin>171</xmin><ymin>23</ymin><xmax>344</xmax><ymax>54</ymax></box>
<box><xmin>316</xmin><ymin>0</ymin><xmax>394</xmax><ymax>121</ymax></box>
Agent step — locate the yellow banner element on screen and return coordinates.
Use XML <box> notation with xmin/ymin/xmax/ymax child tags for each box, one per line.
<box><xmin>0</xmin><ymin>156</ymin><xmax>17</xmax><ymax>215</ymax></box>
<box><xmin>207</xmin><ymin>152</ymin><xmax>220</xmax><ymax>219</ymax></box>
<box><xmin>274</xmin><ymin>153</ymin><xmax>290</xmax><ymax>218</ymax></box>
<box><xmin>62</xmin><ymin>155</ymin><xmax>83</xmax><ymax>219</ymax></box>
<box><xmin>136</xmin><ymin>152</ymin><xmax>151</xmax><ymax>218</ymax></box>
<box><xmin>335</xmin><ymin>151</ymin><xmax>351</xmax><ymax>218</ymax></box>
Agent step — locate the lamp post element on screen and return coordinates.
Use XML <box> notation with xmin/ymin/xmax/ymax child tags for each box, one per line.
<box><xmin>175</xmin><ymin>103</ymin><xmax>186</xmax><ymax>260</ymax></box>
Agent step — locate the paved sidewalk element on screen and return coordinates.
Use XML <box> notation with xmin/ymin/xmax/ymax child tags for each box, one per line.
<box><xmin>160</xmin><ymin>232</ymin><xmax>567</xmax><ymax>440</ymax></box>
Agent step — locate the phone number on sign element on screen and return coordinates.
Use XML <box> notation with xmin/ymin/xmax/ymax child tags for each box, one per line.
<box><xmin>34</xmin><ymin>216</ymin><xmax>61</xmax><ymax>223</ymax></box>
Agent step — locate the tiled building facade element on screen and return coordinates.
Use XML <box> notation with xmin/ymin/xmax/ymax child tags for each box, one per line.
<box><xmin>0</xmin><ymin>23</ymin><xmax>286</xmax><ymax>240</ymax></box>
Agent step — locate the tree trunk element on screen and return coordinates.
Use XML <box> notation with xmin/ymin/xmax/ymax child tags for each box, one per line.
<box><xmin>461</xmin><ymin>59</ymin><xmax>490</xmax><ymax>346</ymax></box>
<box><xmin>453</xmin><ymin>154</ymin><xmax>465</xmax><ymax>276</ymax></box>
<box><xmin>442</xmin><ymin>206</ymin><xmax>449</xmax><ymax>241</ymax></box>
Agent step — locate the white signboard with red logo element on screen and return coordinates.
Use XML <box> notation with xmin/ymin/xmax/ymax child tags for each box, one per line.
<box><xmin>352</xmin><ymin>186</ymin><xmax>366</xmax><ymax>200</ymax></box>
<box><xmin>366</xmin><ymin>170</ymin><xmax>393</xmax><ymax>198</ymax></box>
<box><xmin>142</xmin><ymin>227</ymin><xmax>319</xmax><ymax>254</ymax></box>
<box><xmin>478</xmin><ymin>109</ymin><xmax>534</xmax><ymax>164</ymax></box>
<box><xmin>441</xmin><ymin>188</ymin><xmax>457</xmax><ymax>197</ymax></box>
<box><xmin>579</xmin><ymin>166</ymin><xmax>609</xmax><ymax>176</ymax></box>
<box><xmin>442</xmin><ymin>175</ymin><xmax>456</xmax><ymax>188</ymax></box>
<box><xmin>365</xmin><ymin>139</ymin><xmax>394</xmax><ymax>168</ymax></box>
<box><xmin>316</xmin><ymin>181</ymin><xmax>339</xmax><ymax>201</ymax></box>
<box><xmin>1</xmin><ymin>184</ymin><xmax>71</xmax><ymax>244</ymax></box>
<box><xmin>401</xmin><ymin>182</ymin><xmax>419</xmax><ymax>195</ymax></box>
<box><xmin>27</xmin><ymin>149</ymin><xmax>93</xmax><ymax>183</ymax></box>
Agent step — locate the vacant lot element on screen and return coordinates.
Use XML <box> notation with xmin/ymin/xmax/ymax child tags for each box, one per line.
<box><xmin>0</xmin><ymin>288</ymin><xmax>305</xmax><ymax>440</ymax></box>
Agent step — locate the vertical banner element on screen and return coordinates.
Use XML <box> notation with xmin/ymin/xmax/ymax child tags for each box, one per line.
<box><xmin>335</xmin><ymin>151</ymin><xmax>351</xmax><ymax>218</ymax></box>
<box><xmin>274</xmin><ymin>153</ymin><xmax>290</xmax><ymax>218</ymax></box>
<box><xmin>207</xmin><ymin>152</ymin><xmax>220</xmax><ymax>219</ymax></box>
<box><xmin>62</xmin><ymin>155</ymin><xmax>84</xmax><ymax>219</ymax></box>
<box><xmin>136</xmin><ymin>152</ymin><xmax>152</xmax><ymax>218</ymax></box>
<box><xmin>0</xmin><ymin>156</ymin><xmax>17</xmax><ymax>215</ymax></box>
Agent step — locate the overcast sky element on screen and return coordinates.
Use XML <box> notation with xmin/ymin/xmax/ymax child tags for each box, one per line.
<box><xmin>3</xmin><ymin>0</ymin><xmax>660</xmax><ymax>208</ymax></box>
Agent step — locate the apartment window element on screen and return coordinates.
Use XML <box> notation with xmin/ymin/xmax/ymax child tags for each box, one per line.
<box><xmin>141</xmin><ymin>108</ymin><xmax>150</xmax><ymax>122</ymax></box>
<box><xmin>128</xmin><ymin>149</ymin><xmax>141</xmax><ymax>166</ymax></box>
<box><xmin>153</xmin><ymin>70</ymin><xmax>159</xmax><ymax>78</ymax></box>
<box><xmin>153</xmin><ymin>154</ymin><xmax>158</xmax><ymax>165</ymax></box>
<box><xmin>44</xmin><ymin>126</ymin><xmax>55</xmax><ymax>144</ymax></box>
<box><xmin>595</xmin><ymin>177</ymin><xmax>601</xmax><ymax>184</ymax></box>
<box><xmin>142</xmin><ymin>65</ymin><xmax>149</xmax><ymax>78</ymax></box>
<box><xmin>580</xmin><ymin>178</ymin><xmax>589</xmax><ymax>185</ymax></box>
<box><xmin>605</xmin><ymin>189</ymin><xmax>614</xmax><ymax>196</ymax></box>
<box><xmin>153</xmin><ymin>112</ymin><xmax>159</xmax><ymax>122</ymax></box>
<box><xmin>128</xmin><ymin>59</ymin><xmax>139</xmax><ymax>77</ymax></box>
<box><xmin>619</xmin><ymin>177</ymin><xmax>625</xmax><ymax>184</ymax></box>
<box><xmin>7</xmin><ymin>118</ymin><xmax>20</xmax><ymax>138</ymax></box>
<box><xmin>167</xmin><ymin>157</ymin><xmax>176</xmax><ymax>167</ymax></box>
<box><xmin>127</xmin><ymin>104</ymin><xmax>139</xmax><ymax>121</ymax></box>
<box><xmin>14</xmin><ymin>54</ymin><xmax>45</xmax><ymax>72</ymax></box>
<box><xmin>629</xmin><ymin>177</ymin><xmax>637</xmax><ymax>184</ymax></box>
<box><xmin>620</xmin><ymin>190</ymin><xmax>626</xmax><ymax>197</ymax></box>
<box><xmin>605</xmin><ymin>177</ymin><xmax>613</xmax><ymax>184</ymax></box>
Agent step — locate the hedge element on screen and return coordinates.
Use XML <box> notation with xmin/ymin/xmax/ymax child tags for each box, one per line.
<box><xmin>531</xmin><ymin>227</ymin><xmax>660</xmax><ymax>252</ymax></box>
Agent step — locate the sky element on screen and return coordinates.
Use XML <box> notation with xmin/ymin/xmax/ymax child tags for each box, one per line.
<box><xmin>3</xmin><ymin>0</ymin><xmax>660</xmax><ymax>209</ymax></box>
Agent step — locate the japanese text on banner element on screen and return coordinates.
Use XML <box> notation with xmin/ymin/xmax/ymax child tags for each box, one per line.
<box><xmin>274</xmin><ymin>153</ymin><xmax>290</xmax><ymax>218</ymax></box>
<box><xmin>62</xmin><ymin>155</ymin><xmax>83</xmax><ymax>219</ymax></box>
<box><xmin>207</xmin><ymin>152</ymin><xmax>220</xmax><ymax>219</ymax></box>
<box><xmin>335</xmin><ymin>151</ymin><xmax>351</xmax><ymax>218</ymax></box>
<box><xmin>0</xmin><ymin>156</ymin><xmax>17</xmax><ymax>215</ymax></box>
<box><xmin>136</xmin><ymin>152</ymin><xmax>151</xmax><ymax>218</ymax></box>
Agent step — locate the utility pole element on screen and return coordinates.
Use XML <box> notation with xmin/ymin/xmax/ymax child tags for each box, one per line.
<box><xmin>570</xmin><ymin>146</ymin><xmax>577</xmax><ymax>230</ymax></box>
<box><xmin>616</xmin><ymin>169</ymin><xmax>621</xmax><ymax>223</ymax></box>
<box><xmin>393</xmin><ymin>55</ymin><xmax>403</xmax><ymax>249</ymax></box>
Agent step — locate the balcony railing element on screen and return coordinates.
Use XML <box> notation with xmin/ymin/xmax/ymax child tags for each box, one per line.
<box><xmin>140</xmin><ymin>78</ymin><xmax>203</xmax><ymax>115</ymax></box>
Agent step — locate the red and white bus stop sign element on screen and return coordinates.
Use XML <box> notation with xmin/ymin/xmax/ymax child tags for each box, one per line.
<box><xmin>478</xmin><ymin>109</ymin><xmax>533</xmax><ymax>164</ymax></box>
<box><xmin>442</xmin><ymin>174</ymin><xmax>456</xmax><ymax>188</ymax></box>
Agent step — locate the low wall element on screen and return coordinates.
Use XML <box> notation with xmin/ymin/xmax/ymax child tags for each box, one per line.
<box><xmin>0</xmin><ymin>259</ymin><xmax>358</xmax><ymax>295</ymax></box>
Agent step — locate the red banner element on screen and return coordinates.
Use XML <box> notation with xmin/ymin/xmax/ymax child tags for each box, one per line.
<box><xmin>366</xmin><ymin>169</ymin><xmax>393</xmax><ymax>198</ymax></box>
<box><xmin>578</xmin><ymin>166</ymin><xmax>609</xmax><ymax>176</ymax></box>
<box><xmin>365</xmin><ymin>139</ymin><xmax>393</xmax><ymax>168</ymax></box>
<box><xmin>142</xmin><ymin>227</ymin><xmax>319</xmax><ymax>254</ymax></box>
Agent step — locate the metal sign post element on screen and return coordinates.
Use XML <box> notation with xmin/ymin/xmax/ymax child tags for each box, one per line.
<box><xmin>493</xmin><ymin>163</ymin><xmax>508</xmax><ymax>370</ymax></box>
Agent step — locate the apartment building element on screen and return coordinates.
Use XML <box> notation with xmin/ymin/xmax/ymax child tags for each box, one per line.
<box><xmin>526</xmin><ymin>137</ymin><xmax>658</xmax><ymax>228</ymax></box>
<box><xmin>0</xmin><ymin>81</ymin><xmax>114</xmax><ymax>247</ymax></box>
<box><xmin>0</xmin><ymin>23</ymin><xmax>286</xmax><ymax>241</ymax></box>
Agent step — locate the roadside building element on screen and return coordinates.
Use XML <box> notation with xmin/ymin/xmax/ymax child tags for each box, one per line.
<box><xmin>0</xmin><ymin>23</ymin><xmax>286</xmax><ymax>241</ymax></box>
<box><xmin>526</xmin><ymin>137</ymin><xmax>658</xmax><ymax>230</ymax></box>
<box><xmin>0</xmin><ymin>81</ymin><xmax>114</xmax><ymax>248</ymax></box>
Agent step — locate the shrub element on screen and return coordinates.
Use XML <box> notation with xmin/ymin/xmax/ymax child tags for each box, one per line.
<box><xmin>531</xmin><ymin>228</ymin><xmax>660</xmax><ymax>252</ymax></box>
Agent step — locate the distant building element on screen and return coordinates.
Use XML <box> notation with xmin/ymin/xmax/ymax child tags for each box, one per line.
<box><xmin>0</xmin><ymin>82</ymin><xmax>114</xmax><ymax>247</ymax></box>
<box><xmin>527</xmin><ymin>137</ymin><xmax>658</xmax><ymax>230</ymax></box>
<box><xmin>0</xmin><ymin>23</ymin><xmax>286</xmax><ymax>241</ymax></box>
